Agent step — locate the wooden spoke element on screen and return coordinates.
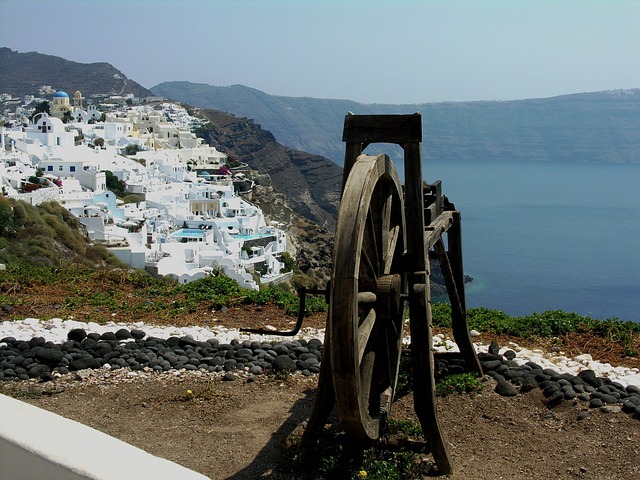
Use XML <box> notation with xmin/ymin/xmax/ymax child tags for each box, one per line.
<box><xmin>329</xmin><ymin>154</ymin><xmax>406</xmax><ymax>440</ymax></box>
<box><xmin>357</xmin><ymin>308</ymin><xmax>376</xmax><ymax>363</ymax></box>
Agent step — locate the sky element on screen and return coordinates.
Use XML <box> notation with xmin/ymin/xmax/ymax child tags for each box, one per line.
<box><xmin>1</xmin><ymin>0</ymin><xmax>639</xmax><ymax>104</ymax></box>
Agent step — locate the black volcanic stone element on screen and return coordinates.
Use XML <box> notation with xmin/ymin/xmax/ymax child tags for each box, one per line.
<box><xmin>626</xmin><ymin>385</ymin><xmax>640</xmax><ymax>395</ymax></box>
<box><xmin>28</xmin><ymin>364</ymin><xmax>50</xmax><ymax>378</ymax></box>
<box><xmin>127</xmin><ymin>329</ymin><xmax>143</xmax><ymax>340</ymax></box>
<box><xmin>115</xmin><ymin>329</ymin><xmax>131</xmax><ymax>340</ymax></box>
<box><xmin>273</xmin><ymin>344</ymin><xmax>290</xmax><ymax>356</ymax></box>
<box><xmin>478</xmin><ymin>352</ymin><xmax>502</xmax><ymax>362</ymax></box>
<box><xmin>578</xmin><ymin>369</ymin><xmax>597</xmax><ymax>385</ymax></box>
<box><xmin>99</xmin><ymin>332</ymin><xmax>117</xmax><ymax>342</ymax></box>
<box><xmin>546</xmin><ymin>390</ymin><xmax>565</xmax><ymax>407</ymax></box>
<box><xmin>273</xmin><ymin>355</ymin><xmax>296</xmax><ymax>372</ymax></box>
<box><xmin>589</xmin><ymin>398</ymin><xmax>604</xmax><ymax>408</ymax></box>
<box><xmin>495</xmin><ymin>380</ymin><xmax>517</xmax><ymax>397</ymax></box>
<box><xmin>577</xmin><ymin>411</ymin><xmax>590</xmax><ymax>421</ymax></box>
<box><xmin>67</xmin><ymin>328</ymin><xmax>87</xmax><ymax>342</ymax></box>
<box><xmin>34</xmin><ymin>348</ymin><xmax>64</xmax><ymax>366</ymax></box>
<box><xmin>488</xmin><ymin>341</ymin><xmax>500</xmax><ymax>355</ymax></box>
<box><xmin>481</xmin><ymin>360</ymin><xmax>503</xmax><ymax>371</ymax></box>
<box><xmin>68</xmin><ymin>357</ymin><xmax>102</xmax><ymax>371</ymax></box>
<box><xmin>29</xmin><ymin>337</ymin><xmax>46</xmax><ymax>348</ymax></box>
<box><xmin>543</xmin><ymin>384</ymin><xmax>560</xmax><ymax>398</ymax></box>
<box><xmin>601</xmin><ymin>394</ymin><xmax>619</xmax><ymax>404</ymax></box>
<box><xmin>503</xmin><ymin>350</ymin><xmax>517</xmax><ymax>360</ymax></box>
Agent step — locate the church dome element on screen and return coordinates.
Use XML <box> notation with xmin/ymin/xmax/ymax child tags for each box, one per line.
<box><xmin>53</xmin><ymin>91</ymin><xmax>69</xmax><ymax>98</ymax></box>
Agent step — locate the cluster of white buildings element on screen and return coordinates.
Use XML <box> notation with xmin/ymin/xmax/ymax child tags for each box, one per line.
<box><xmin>0</xmin><ymin>90</ymin><xmax>291</xmax><ymax>290</ymax></box>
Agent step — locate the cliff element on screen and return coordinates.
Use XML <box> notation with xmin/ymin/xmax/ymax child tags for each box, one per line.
<box><xmin>198</xmin><ymin>109</ymin><xmax>342</xmax><ymax>229</ymax></box>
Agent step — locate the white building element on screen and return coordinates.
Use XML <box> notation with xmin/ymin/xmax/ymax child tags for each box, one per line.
<box><xmin>1</xmin><ymin>99</ymin><xmax>289</xmax><ymax>290</ymax></box>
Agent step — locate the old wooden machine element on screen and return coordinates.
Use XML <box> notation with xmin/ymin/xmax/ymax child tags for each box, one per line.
<box><xmin>300</xmin><ymin>113</ymin><xmax>482</xmax><ymax>474</ymax></box>
<box><xmin>242</xmin><ymin>113</ymin><xmax>481</xmax><ymax>473</ymax></box>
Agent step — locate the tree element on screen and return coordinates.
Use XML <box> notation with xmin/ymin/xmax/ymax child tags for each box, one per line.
<box><xmin>103</xmin><ymin>171</ymin><xmax>124</xmax><ymax>196</ymax></box>
<box><xmin>30</xmin><ymin>101</ymin><xmax>50</xmax><ymax>122</ymax></box>
<box><xmin>93</xmin><ymin>137</ymin><xmax>104</xmax><ymax>148</ymax></box>
<box><xmin>123</xmin><ymin>144</ymin><xmax>142</xmax><ymax>156</ymax></box>
<box><xmin>0</xmin><ymin>197</ymin><xmax>20</xmax><ymax>237</ymax></box>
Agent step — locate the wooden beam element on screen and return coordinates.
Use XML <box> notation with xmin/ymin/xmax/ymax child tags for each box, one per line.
<box><xmin>343</xmin><ymin>113</ymin><xmax>422</xmax><ymax>144</ymax></box>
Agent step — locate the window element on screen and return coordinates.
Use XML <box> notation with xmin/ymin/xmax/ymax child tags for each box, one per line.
<box><xmin>47</xmin><ymin>165</ymin><xmax>53</xmax><ymax>172</ymax></box>
<box><xmin>58</xmin><ymin>165</ymin><xmax>63</xmax><ymax>171</ymax></box>
<box><xmin>70</xmin><ymin>166</ymin><xmax>76</xmax><ymax>172</ymax></box>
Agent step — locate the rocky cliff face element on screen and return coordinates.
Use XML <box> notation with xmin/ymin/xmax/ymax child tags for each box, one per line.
<box><xmin>200</xmin><ymin>109</ymin><xmax>342</xmax><ymax>229</ymax></box>
<box><xmin>240</xmin><ymin>170</ymin><xmax>333</xmax><ymax>289</ymax></box>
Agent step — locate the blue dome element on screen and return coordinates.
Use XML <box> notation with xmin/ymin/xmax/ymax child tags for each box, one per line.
<box><xmin>53</xmin><ymin>91</ymin><xmax>69</xmax><ymax>98</ymax></box>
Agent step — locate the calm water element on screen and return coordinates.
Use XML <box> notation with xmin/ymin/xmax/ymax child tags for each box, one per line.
<box><xmin>395</xmin><ymin>160</ymin><xmax>640</xmax><ymax>322</ymax></box>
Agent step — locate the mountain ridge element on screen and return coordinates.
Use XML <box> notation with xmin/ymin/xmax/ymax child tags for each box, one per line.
<box><xmin>0</xmin><ymin>47</ymin><xmax>152</xmax><ymax>98</ymax></box>
<box><xmin>151</xmin><ymin>81</ymin><xmax>640</xmax><ymax>166</ymax></box>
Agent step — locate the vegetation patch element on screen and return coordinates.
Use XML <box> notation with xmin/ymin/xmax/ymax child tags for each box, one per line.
<box><xmin>436</xmin><ymin>372</ymin><xmax>484</xmax><ymax>397</ymax></box>
<box><xmin>284</xmin><ymin>432</ymin><xmax>432</xmax><ymax>480</ymax></box>
<box><xmin>432</xmin><ymin>302</ymin><xmax>640</xmax><ymax>351</ymax></box>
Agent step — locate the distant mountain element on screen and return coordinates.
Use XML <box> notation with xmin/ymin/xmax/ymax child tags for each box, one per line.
<box><xmin>151</xmin><ymin>81</ymin><xmax>640</xmax><ymax>166</ymax></box>
<box><xmin>0</xmin><ymin>47</ymin><xmax>152</xmax><ymax>98</ymax></box>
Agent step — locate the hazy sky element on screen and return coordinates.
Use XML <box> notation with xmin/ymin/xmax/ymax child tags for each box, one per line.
<box><xmin>1</xmin><ymin>0</ymin><xmax>638</xmax><ymax>104</ymax></box>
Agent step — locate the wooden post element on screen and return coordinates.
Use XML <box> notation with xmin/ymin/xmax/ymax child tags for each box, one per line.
<box><xmin>404</xmin><ymin>141</ymin><xmax>453</xmax><ymax>475</ymax></box>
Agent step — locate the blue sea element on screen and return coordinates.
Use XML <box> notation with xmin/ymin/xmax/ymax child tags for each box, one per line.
<box><xmin>395</xmin><ymin>160</ymin><xmax>640</xmax><ymax>322</ymax></box>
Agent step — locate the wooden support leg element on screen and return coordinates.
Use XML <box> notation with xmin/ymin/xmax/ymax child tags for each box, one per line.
<box><xmin>433</xmin><ymin>236</ymin><xmax>482</xmax><ymax>376</ymax></box>
<box><xmin>302</xmin><ymin>330</ymin><xmax>335</xmax><ymax>445</ymax></box>
<box><xmin>409</xmin><ymin>270</ymin><xmax>453</xmax><ymax>475</ymax></box>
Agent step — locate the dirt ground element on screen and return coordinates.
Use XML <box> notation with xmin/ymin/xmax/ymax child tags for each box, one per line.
<box><xmin>2</xmin><ymin>305</ymin><xmax>640</xmax><ymax>479</ymax></box>
<box><xmin>4</xmin><ymin>369</ymin><xmax>639</xmax><ymax>480</ymax></box>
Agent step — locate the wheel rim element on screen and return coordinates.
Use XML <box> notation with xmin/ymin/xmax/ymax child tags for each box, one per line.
<box><xmin>330</xmin><ymin>154</ymin><xmax>406</xmax><ymax>440</ymax></box>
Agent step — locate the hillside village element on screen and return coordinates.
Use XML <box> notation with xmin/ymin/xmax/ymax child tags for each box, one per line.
<box><xmin>0</xmin><ymin>88</ymin><xmax>291</xmax><ymax>289</ymax></box>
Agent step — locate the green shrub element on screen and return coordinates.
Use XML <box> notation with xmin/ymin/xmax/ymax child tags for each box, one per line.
<box><xmin>436</xmin><ymin>372</ymin><xmax>484</xmax><ymax>396</ymax></box>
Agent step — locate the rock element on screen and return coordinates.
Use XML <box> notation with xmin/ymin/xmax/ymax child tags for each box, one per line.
<box><xmin>627</xmin><ymin>385</ymin><xmax>640</xmax><ymax>395</ymax></box>
<box><xmin>222</xmin><ymin>373</ymin><xmax>238</xmax><ymax>381</ymax></box>
<box><xmin>488</xmin><ymin>341</ymin><xmax>500</xmax><ymax>355</ymax></box>
<box><xmin>99</xmin><ymin>332</ymin><xmax>117</xmax><ymax>342</ymax></box>
<box><xmin>273</xmin><ymin>355</ymin><xmax>296</xmax><ymax>372</ymax></box>
<box><xmin>68</xmin><ymin>357</ymin><xmax>102</xmax><ymax>371</ymax></box>
<box><xmin>67</xmin><ymin>328</ymin><xmax>87</xmax><ymax>341</ymax></box>
<box><xmin>130</xmin><ymin>329</ymin><xmax>146</xmax><ymax>340</ymax></box>
<box><xmin>577</xmin><ymin>411</ymin><xmax>590</xmax><ymax>421</ymax></box>
<box><xmin>589</xmin><ymin>398</ymin><xmax>604</xmax><ymax>409</ymax></box>
<box><xmin>519</xmin><ymin>376</ymin><xmax>538</xmax><ymax>394</ymax></box>
<box><xmin>601</xmin><ymin>394</ymin><xmax>619</xmax><ymax>404</ymax></box>
<box><xmin>481</xmin><ymin>360</ymin><xmax>503</xmax><ymax>371</ymax></box>
<box><xmin>495</xmin><ymin>380</ymin><xmax>517</xmax><ymax>397</ymax></box>
<box><xmin>28</xmin><ymin>363</ymin><xmax>50</xmax><ymax>378</ymax></box>
<box><xmin>34</xmin><ymin>348</ymin><xmax>64</xmax><ymax>366</ymax></box>
<box><xmin>577</xmin><ymin>369</ymin><xmax>597</xmax><ymax>386</ymax></box>
<box><xmin>542</xmin><ymin>384</ymin><xmax>561</xmax><ymax>397</ymax></box>
<box><xmin>115</xmin><ymin>329</ymin><xmax>131</xmax><ymax>340</ymax></box>
<box><xmin>503</xmin><ymin>350</ymin><xmax>517</xmax><ymax>360</ymax></box>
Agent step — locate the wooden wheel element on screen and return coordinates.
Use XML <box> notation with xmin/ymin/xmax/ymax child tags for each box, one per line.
<box><xmin>329</xmin><ymin>153</ymin><xmax>406</xmax><ymax>440</ymax></box>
